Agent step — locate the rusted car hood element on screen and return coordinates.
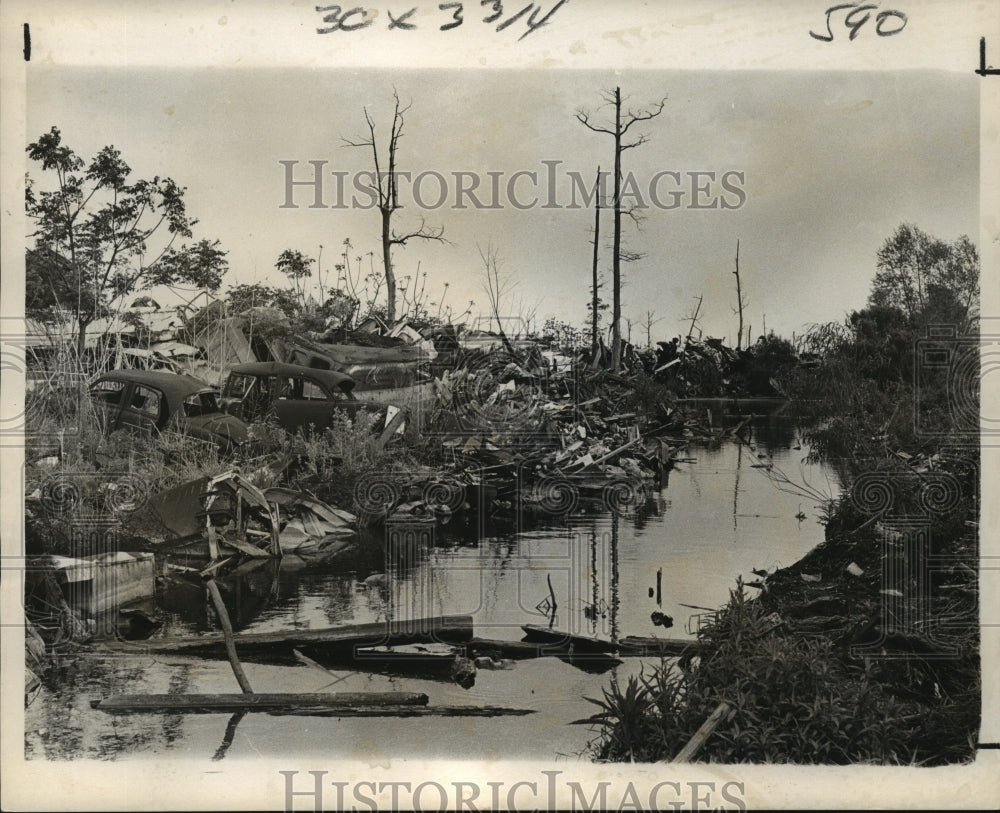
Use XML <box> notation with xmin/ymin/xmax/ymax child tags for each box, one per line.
<box><xmin>184</xmin><ymin>413</ymin><xmax>250</xmax><ymax>444</ymax></box>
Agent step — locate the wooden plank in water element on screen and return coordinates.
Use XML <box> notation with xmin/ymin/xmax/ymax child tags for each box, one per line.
<box><xmin>469</xmin><ymin>637</ymin><xmax>545</xmax><ymax>659</ymax></box>
<box><xmin>274</xmin><ymin>706</ymin><xmax>535</xmax><ymax>718</ymax></box>
<box><xmin>91</xmin><ymin>692</ymin><xmax>428</xmax><ymax>713</ymax></box>
<box><xmin>97</xmin><ymin>615</ymin><xmax>474</xmax><ymax>656</ymax></box>
<box><xmin>618</xmin><ymin>636</ymin><xmax>706</xmax><ymax>656</ymax></box>
<box><xmin>92</xmin><ymin>695</ymin><xmax>533</xmax><ymax>717</ymax></box>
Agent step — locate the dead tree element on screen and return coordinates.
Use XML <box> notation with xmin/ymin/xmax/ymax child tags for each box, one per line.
<box><xmin>732</xmin><ymin>239</ymin><xmax>747</xmax><ymax>351</ymax></box>
<box><xmin>590</xmin><ymin>166</ymin><xmax>602</xmax><ymax>352</ymax></box>
<box><xmin>577</xmin><ymin>87</ymin><xmax>666</xmax><ymax>371</ymax></box>
<box><xmin>639</xmin><ymin>309</ymin><xmax>664</xmax><ymax>347</ymax></box>
<box><xmin>479</xmin><ymin>241</ymin><xmax>519</xmax><ymax>356</ymax></box>
<box><xmin>344</xmin><ymin>92</ymin><xmax>445</xmax><ymax>323</ymax></box>
<box><xmin>684</xmin><ymin>294</ymin><xmax>704</xmax><ymax>346</ymax></box>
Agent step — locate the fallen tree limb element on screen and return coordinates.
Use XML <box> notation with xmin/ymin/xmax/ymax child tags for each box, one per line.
<box><xmin>205</xmin><ymin>578</ymin><xmax>253</xmax><ymax>694</ymax></box>
<box><xmin>668</xmin><ymin>701</ymin><xmax>735</xmax><ymax>762</ymax></box>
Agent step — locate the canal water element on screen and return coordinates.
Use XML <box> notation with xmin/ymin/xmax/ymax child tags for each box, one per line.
<box><xmin>25</xmin><ymin>416</ymin><xmax>839</xmax><ymax>762</ymax></box>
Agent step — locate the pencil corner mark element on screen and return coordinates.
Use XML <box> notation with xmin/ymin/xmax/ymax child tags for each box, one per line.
<box><xmin>975</xmin><ymin>36</ymin><xmax>1000</xmax><ymax>76</ymax></box>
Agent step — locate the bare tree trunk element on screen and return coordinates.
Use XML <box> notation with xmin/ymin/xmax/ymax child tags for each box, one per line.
<box><xmin>591</xmin><ymin>166</ymin><xmax>601</xmax><ymax>353</ymax></box>
<box><xmin>612</xmin><ymin>87</ymin><xmax>623</xmax><ymax>372</ymax></box>
<box><xmin>734</xmin><ymin>239</ymin><xmax>743</xmax><ymax>351</ymax></box>
<box><xmin>77</xmin><ymin>319</ymin><xmax>87</xmax><ymax>363</ymax></box>
<box><xmin>344</xmin><ymin>95</ymin><xmax>444</xmax><ymax>325</ymax></box>
<box><xmin>686</xmin><ymin>294</ymin><xmax>703</xmax><ymax>345</ymax></box>
<box><xmin>381</xmin><ymin>208</ymin><xmax>395</xmax><ymax>322</ymax></box>
<box><xmin>577</xmin><ymin>87</ymin><xmax>665</xmax><ymax>370</ymax></box>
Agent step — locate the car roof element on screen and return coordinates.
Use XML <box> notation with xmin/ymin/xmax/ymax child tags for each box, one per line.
<box><xmin>94</xmin><ymin>369</ymin><xmax>213</xmax><ymax>397</ymax></box>
<box><xmin>228</xmin><ymin>361</ymin><xmax>356</xmax><ymax>394</ymax></box>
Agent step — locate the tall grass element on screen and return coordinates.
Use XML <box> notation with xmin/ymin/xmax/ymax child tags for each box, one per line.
<box><xmin>587</xmin><ymin>581</ymin><xmax>977</xmax><ymax>765</ymax></box>
<box><xmin>282</xmin><ymin>410</ymin><xmax>423</xmax><ymax>510</ymax></box>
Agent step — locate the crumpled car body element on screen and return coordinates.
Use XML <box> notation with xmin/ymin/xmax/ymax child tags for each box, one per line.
<box><xmin>220</xmin><ymin>361</ymin><xmax>388</xmax><ymax>434</ymax></box>
<box><xmin>89</xmin><ymin>369</ymin><xmax>249</xmax><ymax>452</ymax></box>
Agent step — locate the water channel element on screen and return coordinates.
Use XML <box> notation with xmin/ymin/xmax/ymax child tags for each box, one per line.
<box><xmin>26</xmin><ymin>414</ymin><xmax>840</xmax><ymax>762</ymax></box>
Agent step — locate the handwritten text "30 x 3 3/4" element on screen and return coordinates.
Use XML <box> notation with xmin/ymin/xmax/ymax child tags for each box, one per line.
<box><xmin>315</xmin><ymin>1</ymin><xmax>568</xmax><ymax>41</ymax></box>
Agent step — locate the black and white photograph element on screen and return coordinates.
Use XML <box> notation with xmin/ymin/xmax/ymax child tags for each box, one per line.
<box><xmin>2</xmin><ymin>0</ymin><xmax>998</xmax><ymax>809</ymax></box>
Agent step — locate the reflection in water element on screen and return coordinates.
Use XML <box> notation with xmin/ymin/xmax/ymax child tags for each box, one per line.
<box><xmin>146</xmin><ymin>420</ymin><xmax>837</xmax><ymax>649</ymax></box>
<box><xmin>158</xmin><ymin>559</ymin><xmax>280</xmax><ymax>634</ymax></box>
<box><xmin>211</xmin><ymin>711</ymin><xmax>246</xmax><ymax>761</ymax></box>
<box><xmin>609</xmin><ymin>514</ymin><xmax>620</xmax><ymax>643</ymax></box>
<box><xmin>588</xmin><ymin>528</ymin><xmax>598</xmax><ymax>637</ymax></box>
<box><xmin>27</xmin><ymin>420</ymin><xmax>840</xmax><ymax>762</ymax></box>
<box><xmin>161</xmin><ymin>666</ymin><xmax>192</xmax><ymax>746</ymax></box>
<box><xmin>734</xmin><ymin>441</ymin><xmax>743</xmax><ymax>534</ymax></box>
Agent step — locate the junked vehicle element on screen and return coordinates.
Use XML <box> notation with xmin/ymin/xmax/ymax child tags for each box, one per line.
<box><xmin>220</xmin><ymin>362</ymin><xmax>390</xmax><ymax>434</ymax></box>
<box><xmin>89</xmin><ymin>369</ymin><xmax>249</xmax><ymax>453</ymax></box>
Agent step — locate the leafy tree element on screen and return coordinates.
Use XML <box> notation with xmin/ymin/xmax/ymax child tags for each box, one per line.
<box><xmin>25</xmin><ymin>127</ymin><xmax>227</xmax><ymax>355</ymax></box>
<box><xmin>226</xmin><ymin>283</ymin><xmax>299</xmax><ymax>317</ymax></box>
<box><xmin>321</xmin><ymin>289</ymin><xmax>360</xmax><ymax>328</ymax></box>
<box><xmin>787</xmin><ymin>225</ymin><xmax>980</xmax><ymax>463</ymax></box>
<box><xmin>871</xmin><ymin>224</ymin><xmax>979</xmax><ymax>327</ymax></box>
<box><xmin>275</xmin><ymin>248</ymin><xmax>314</xmax><ymax>306</ymax></box>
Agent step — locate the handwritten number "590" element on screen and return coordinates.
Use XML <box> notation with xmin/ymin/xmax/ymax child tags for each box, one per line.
<box><xmin>811</xmin><ymin>3</ymin><xmax>908</xmax><ymax>42</ymax></box>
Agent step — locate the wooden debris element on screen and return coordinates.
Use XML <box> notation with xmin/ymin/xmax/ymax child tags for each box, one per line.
<box><xmin>468</xmin><ymin>637</ymin><xmax>548</xmax><ymax>659</ymax></box>
<box><xmin>96</xmin><ymin>615</ymin><xmax>475</xmax><ymax>658</ymax></box>
<box><xmin>375</xmin><ymin>406</ymin><xmax>409</xmax><ymax>452</ymax></box>
<box><xmin>271</xmin><ymin>706</ymin><xmax>534</xmax><ymax>718</ymax></box>
<box><xmin>91</xmin><ymin>692</ymin><xmax>429</xmax><ymax>713</ymax></box>
<box><xmin>520</xmin><ymin>625</ymin><xmax>617</xmax><ymax>654</ymax></box>
<box><xmin>668</xmin><ymin>701</ymin><xmax>735</xmax><ymax>762</ymax></box>
<box><xmin>618</xmin><ymin>635</ymin><xmax>707</xmax><ymax>656</ymax></box>
<box><xmin>293</xmin><ymin>648</ymin><xmax>348</xmax><ymax>682</ymax></box>
<box><xmin>205</xmin><ymin>577</ymin><xmax>253</xmax><ymax>694</ymax></box>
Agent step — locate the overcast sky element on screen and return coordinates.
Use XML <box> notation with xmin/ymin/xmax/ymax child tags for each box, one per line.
<box><xmin>26</xmin><ymin>67</ymin><xmax>978</xmax><ymax>344</ymax></box>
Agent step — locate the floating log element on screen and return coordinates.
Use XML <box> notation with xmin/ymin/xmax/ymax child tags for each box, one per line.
<box><xmin>314</xmin><ymin>643</ymin><xmax>477</xmax><ymax>687</ymax></box>
<box><xmin>469</xmin><ymin>637</ymin><xmax>547</xmax><ymax>659</ymax></box>
<box><xmin>669</xmin><ymin>701</ymin><xmax>735</xmax><ymax>762</ymax></box>
<box><xmin>617</xmin><ymin>636</ymin><xmax>706</xmax><ymax>656</ymax></box>
<box><xmin>487</xmin><ymin>630</ymin><xmax>708</xmax><ymax>658</ymax></box>
<box><xmin>91</xmin><ymin>695</ymin><xmax>532</xmax><ymax>717</ymax></box>
<box><xmin>96</xmin><ymin>615</ymin><xmax>474</xmax><ymax>658</ymax></box>
<box><xmin>556</xmin><ymin>653</ymin><xmax>624</xmax><ymax>674</ymax></box>
<box><xmin>91</xmin><ymin>692</ymin><xmax>429</xmax><ymax>713</ymax></box>
<box><xmin>271</xmin><ymin>706</ymin><xmax>533</xmax><ymax>717</ymax></box>
<box><xmin>469</xmin><ymin>638</ymin><xmax>625</xmax><ymax>669</ymax></box>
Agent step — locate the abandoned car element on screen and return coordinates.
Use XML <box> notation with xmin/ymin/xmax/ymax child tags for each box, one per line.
<box><xmin>220</xmin><ymin>361</ymin><xmax>389</xmax><ymax>434</ymax></box>
<box><xmin>89</xmin><ymin>369</ymin><xmax>250</xmax><ymax>452</ymax></box>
